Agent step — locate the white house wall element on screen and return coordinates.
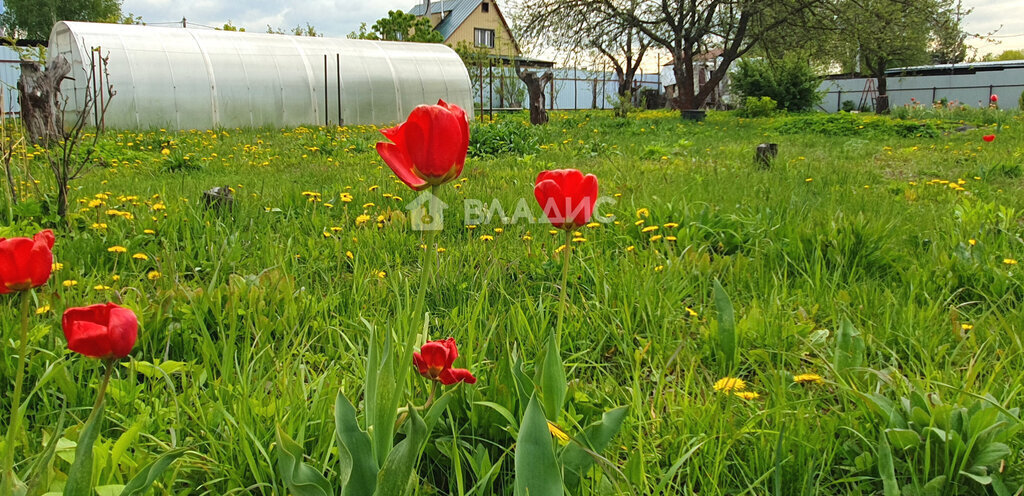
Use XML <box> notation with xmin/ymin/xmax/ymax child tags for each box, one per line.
<box><xmin>47</xmin><ymin>21</ymin><xmax>474</xmax><ymax>130</ymax></box>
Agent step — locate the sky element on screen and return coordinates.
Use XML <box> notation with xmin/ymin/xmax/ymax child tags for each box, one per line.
<box><xmin>51</xmin><ymin>0</ymin><xmax>1024</xmax><ymax>57</ymax></box>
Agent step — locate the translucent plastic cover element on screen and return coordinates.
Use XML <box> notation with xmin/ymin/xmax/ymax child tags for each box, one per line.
<box><xmin>48</xmin><ymin>21</ymin><xmax>474</xmax><ymax>130</ymax></box>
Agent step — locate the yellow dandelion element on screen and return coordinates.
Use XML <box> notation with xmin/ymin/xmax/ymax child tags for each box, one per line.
<box><xmin>636</xmin><ymin>208</ymin><xmax>649</xmax><ymax>218</ymax></box>
<box><xmin>147</xmin><ymin>271</ymin><xmax>161</xmax><ymax>280</ymax></box>
<box><xmin>666</xmin><ymin>236</ymin><xmax>677</xmax><ymax>242</ymax></box>
<box><xmin>1004</xmin><ymin>258</ymin><xmax>1018</xmax><ymax>265</ymax></box>
<box><xmin>107</xmin><ymin>246</ymin><xmax>127</xmax><ymax>253</ymax></box>
<box><xmin>968</xmin><ymin>239</ymin><xmax>976</xmax><ymax>246</ymax></box>
<box><xmin>586</xmin><ymin>222</ymin><xmax>601</xmax><ymax>228</ymax></box>
<box><xmin>547</xmin><ymin>421</ymin><xmax>570</xmax><ymax>445</ymax></box>
<box><xmin>132</xmin><ymin>253</ymin><xmax>149</xmax><ymax>260</ymax></box>
<box><xmin>522</xmin><ymin>234</ymin><xmax>533</xmax><ymax>241</ymax></box>
<box><xmin>479</xmin><ymin>235</ymin><xmax>494</xmax><ymax>242</ymax></box>
<box><xmin>362</xmin><ymin>202</ymin><xmax>375</xmax><ymax>209</ymax></box>
<box><xmin>62</xmin><ymin>280</ymin><xmax>78</xmax><ymax>287</ymax></box>
<box><xmin>734</xmin><ymin>391</ymin><xmax>760</xmax><ymax>400</ymax></box>
<box><xmin>494</xmin><ymin>227</ymin><xmax>504</xmax><ymax>234</ymax></box>
<box><xmin>355</xmin><ymin>214</ymin><xmax>371</xmax><ymax>226</ymax></box>
<box><xmin>93</xmin><ymin>284</ymin><xmax>111</xmax><ymax>291</ymax></box>
<box><xmin>634</xmin><ymin>219</ymin><xmax>645</xmax><ymax>226</ymax></box>
<box><xmin>466</xmin><ymin>224</ymin><xmax>478</xmax><ymax>230</ymax></box>
<box><xmin>713</xmin><ymin>377</ymin><xmax>746</xmax><ymax>392</ymax></box>
<box><xmin>437</xmin><ymin>247</ymin><xmax>446</xmax><ymax>253</ymax></box>
<box><xmin>642</xmin><ymin>225</ymin><xmax>659</xmax><ymax>233</ymax></box>
<box><xmin>555</xmin><ymin>244</ymin><xmax>567</xmax><ymax>253</ymax></box>
<box><xmin>331</xmin><ymin>226</ymin><xmax>343</xmax><ymax>233</ymax></box>
<box><xmin>664</xmin><ymin>222</ymin><xmax>679</xmax><ymax>229</ymax></box>
<box><xmin>792</xmin><ymin>373</ymin><xmax>824</xmax><ymax>385</ymax></box>
<box><xmin>35</xmin><ymin>305</ymin><xmax>50</xmax><ymax>315</ymax></box>
<box><xmin>625</xmin><ymin>245</ymin><xmax>635</xmax><ymax>252</ymax></box>
<box><xmin>340</xmin><ymin>193</ymin><xmax>353</xmax><ymax>203</ymax></box>
<box><xmin>650</xmin><ymin>235</ymin><xmax>663</xmax><ymax>242</ymax></box>
<box><xmin>685</xmin><ymin>307</ymin><xmax>698</xmax><ymax>317</ymax></box>
<box><xmin>52</xmin><ymin>262</ymin><xmax>64</xmax><ymax>271</ymax></box>
<box><xmin>345</xmin><ymin>251</ymin><xmax>354</xmax><ymax>260</ymax></box>
<box><xmin>377</xmin><ymin>270</ymin><xmax>386</xmax><ymax>279</ymax></box>
<box><xmin>805</xmin><ymin>178</ymin><xmax>813</xmax><ymax>182</ymax></box>
<box><xmin>960</xmin><ymin>323</ymin><xmax>973</xmax><ymax>331</ymax></box>
<box><xmin>654</xmin><ymin>265</ymin><xmax>664</xmax><ymax>271</ymax></box>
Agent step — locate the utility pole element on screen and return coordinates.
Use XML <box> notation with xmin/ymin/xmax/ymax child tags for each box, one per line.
<box><xmin>182</xmin><ymin>17</ymin><xmax>187</xmax><ymax>28</ymax></box>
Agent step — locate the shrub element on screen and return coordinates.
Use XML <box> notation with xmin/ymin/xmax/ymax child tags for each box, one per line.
<box><xmin>774</xmin><ymin>112</ymin><xmax>939</xmax><ymax>138</ymax></box>
<box><xmin>737</xmin><ymin>96</ymin><xmax>778</xmax><ymax>118</ymax></box>
<box><xmin>731</xmin><ymin>55</ymin><xmax>823</xmax><ymax>112</ymax></box>
<box><xmin>1019</xmin><ymin>89</ymin><xmax>1024</xmax><ymax>111</ymax></box>
<box><xmin>468</xmin><ymin>118</ymin><xmax>538</xmax><ymax>157</ymax></box>
<box><xmin>841</xmin><ymin>100</ymin><xmax>856</xmax><ymax>112</ymax></box>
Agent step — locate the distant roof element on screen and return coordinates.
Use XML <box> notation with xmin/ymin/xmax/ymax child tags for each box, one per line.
<box><xmin>409</xmin><ymin>0</ymin><xmax>483</xmax><ymax>42</ymax></box>
<box><xmin>409</xmin><ymin>0</ymin><xmax>460</xmax><ymax>15</ymax></box>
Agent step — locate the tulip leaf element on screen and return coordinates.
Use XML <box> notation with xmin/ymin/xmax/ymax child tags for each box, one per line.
<box><xmin>877</xmin><ymin>429</ymin><xmax>899</xmax><ymax>496</ymax></box>
<box><xmin>376</xmin><ymin>404</ymin><xmax>427</xmax><ymax>496</ymax></box>
<box><xmin>64</xmin><ymin>402</ymin><xmax>105</xmax><ymax>496</ymax></box>
<box><xmin>119</xmin><ymin>448</ymin><xmax>188</xmax><ymax>496</ymax></box>
<box><xmin>560</xmin><ymin>406</ymin><xmax>629</xmax><ymax>492</ymax></box>
<box><xmin>335</xmin><ymin>391</ymin><xmax>378</xmax><ymax>496</ymax></box>
<box><xmin>537</xmin><ymin>337</ymin><xmax>567</xmax><ymax>420</ymax></box>
<box><xmin>515</xmin><ymin>394</ymin><xmax>563</xmax><ymax>496</ymax></box>
<box><xmin>274</xmin><ymin>426</ymin><xmax>332</xmax><ymax>496</ymax></box>
<box><xmin>713</xmin><ymin>279</ymin><xmax>736</xmax><ymax>371</ymax></box>
<box><xmin>834</xmin><ymin>316</ymin><xmax>864</xmax><ymax>375</ymax></box>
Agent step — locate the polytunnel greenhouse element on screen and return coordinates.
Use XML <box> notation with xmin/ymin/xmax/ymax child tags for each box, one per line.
<box><xmin>47</xmin><ymin>21</ymin><xmax>474</xmax><ymax>130</ymax></box>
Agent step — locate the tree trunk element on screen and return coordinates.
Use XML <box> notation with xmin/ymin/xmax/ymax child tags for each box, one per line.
<box><xmin>672</xmin><ymin>49</ymin><xmax>697</xmax><ymax>111</ymax></box>
<box><xmin>18</xmin><ymin>57</ymin><xmax>70</xmax><ymax>146</ymax></box>
<box><xmin>517</xmin><ymin>69</ymin><xmax>553</xmax><ymax>125</ymax></box>
<box><xmin>875</xmin><ymin>75</ymin><xmax>889</xmax><ymax>114</ymax></box>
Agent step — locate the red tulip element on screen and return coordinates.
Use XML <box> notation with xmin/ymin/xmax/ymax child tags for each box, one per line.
<box><xmin>0</xmin><ymin>229</ymin><xmax>55</xmax><ymax>294</ymax></box>
<box><xmin>413</xmin><ymin>337</ymin><xmax>476</xmax><ymax>385</ymax></box>
<box><xmin>376</xmin><ymin>99</ymin><xmax>469</xmax><ymax>191</ymax></box>
<box><xmin>990</xmin><ymin>94</ymin><xmax>998</xmax><ymax>103</ymax></box>
<box><xmin>534</xmin><ymin>169</ymin><xmax>599</xmax><ymax>230</ymax></box>
<box><xmin>983</xmin><ymin>134</ymin><xmax>996</xmax><ymax>142</ymax></box>
<box><xmin>62</xmin><ymin>303</ymin><xmax>138</xmax><ymax>359</ymax></box>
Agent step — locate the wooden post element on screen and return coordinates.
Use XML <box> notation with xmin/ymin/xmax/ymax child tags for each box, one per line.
<box><xmin>336</xmin><ymin>54</ymin><xmax>342</xmax><ymax>125</ymax></box>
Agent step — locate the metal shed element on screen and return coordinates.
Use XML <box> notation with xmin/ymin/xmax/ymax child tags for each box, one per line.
<box><xmin>47</xmin><ymin>21</ymin><xmax>474</xmax><ymax>130</ymax></box>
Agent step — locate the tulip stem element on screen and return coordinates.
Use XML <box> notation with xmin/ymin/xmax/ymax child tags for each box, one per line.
<box><xmin>92</xmin><ymin>359</ymin><xmax>116</xmax><ymax>413</ymax></box>
<box><xmin>555</xmin><ymin>229</ymin><xmax>572</xmax><ymax>348</ymax></box>
<box><xmin>1</xmin><ymin>290</ymin><xmax>32</xmax><ymax>496</ymax></box>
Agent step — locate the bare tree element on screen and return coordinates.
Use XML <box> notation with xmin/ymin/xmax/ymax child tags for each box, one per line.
<box><xmin>512</xmin><ymin>0</ymin><xmax>651</xmax><ymax>98</ymax></box>
<box><xmin>563</xmin><ymin>0</ymin><xmax>824</xmax><ymax>112</ymax></box>
<box><xmin>20</xmin><ymin>51</ymin><xmax>116</xmax><ymax>217</ymax></box>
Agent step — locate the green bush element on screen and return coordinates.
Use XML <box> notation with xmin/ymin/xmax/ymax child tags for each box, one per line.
<box><xmin>467</xmin><ymin>118</ymin><xmax>539</xmax><ymax>158</ymax></box>
<box><xmin>1019</xmin><ymin>89</ymin><xmax>1024</xmax><ymax>111</ymax></box>
<box><xmin>774</xmin><ymin>112</ymin><xmax>939</xmax><ymax>138</ymax></box>
<box><xmin>731</xmin><ymin>55</ymin><xmax>823</xmax><ymax>112</ymax></box>
<box><xmin>737</xmin><ymin>96</ymin><xmax>778</xmax><ymax>118</ymax></box>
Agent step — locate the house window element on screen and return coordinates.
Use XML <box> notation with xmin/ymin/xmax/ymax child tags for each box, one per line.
<box><xmin>482</xmin><ymin>2</ymin><xmax>489</xmax><ymax>12</ymax></box>
<box><xmin>474</xmin><ymin>28</ymin><xmax>494</xmax><ymax>48</ymax></box>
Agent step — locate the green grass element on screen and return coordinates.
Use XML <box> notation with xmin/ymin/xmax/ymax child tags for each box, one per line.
<box><xmin>2</xmin><ymin>108</ymin><xmax>1023</xmax><ymax>495</ymax></box>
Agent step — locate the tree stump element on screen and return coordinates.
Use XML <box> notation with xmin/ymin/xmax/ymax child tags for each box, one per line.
<box><xmin>202</xmin><ymin>185</ymin><xmax>234</xmax><ymax>210</ymax></box>
<box><xmin>755</xmin><ymin>143</ymin><xmax>778</xmax><ymax>169</ymax></box>
<box><xmin>517</xmin><ymin>69</ymin><xmax>553</xmax><ymax>125</ymax></box>
<box><xmin>18</xmin><ymin>57</ymin><xmax>70</xmax><ymax>146</ymax></box>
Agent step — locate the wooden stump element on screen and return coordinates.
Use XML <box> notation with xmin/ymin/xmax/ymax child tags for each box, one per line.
<box><xmin>755</xmin><ymin>143</ymin><xmax>778</xmax><ymax>169</ymax></box>
<box><xmin>18</xmin><ymin>56</ymin><xmax>70</xmax><ymax>146</ymax></box>
<box><xmin>517</xmin><ymin>69</ymin><xmax>553</xmax><ymax>125</ymax></box>
<box><xmin>202</xmin><ymin>185</ymin><xmax>234</xmax><ymax>210</ymax></box>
